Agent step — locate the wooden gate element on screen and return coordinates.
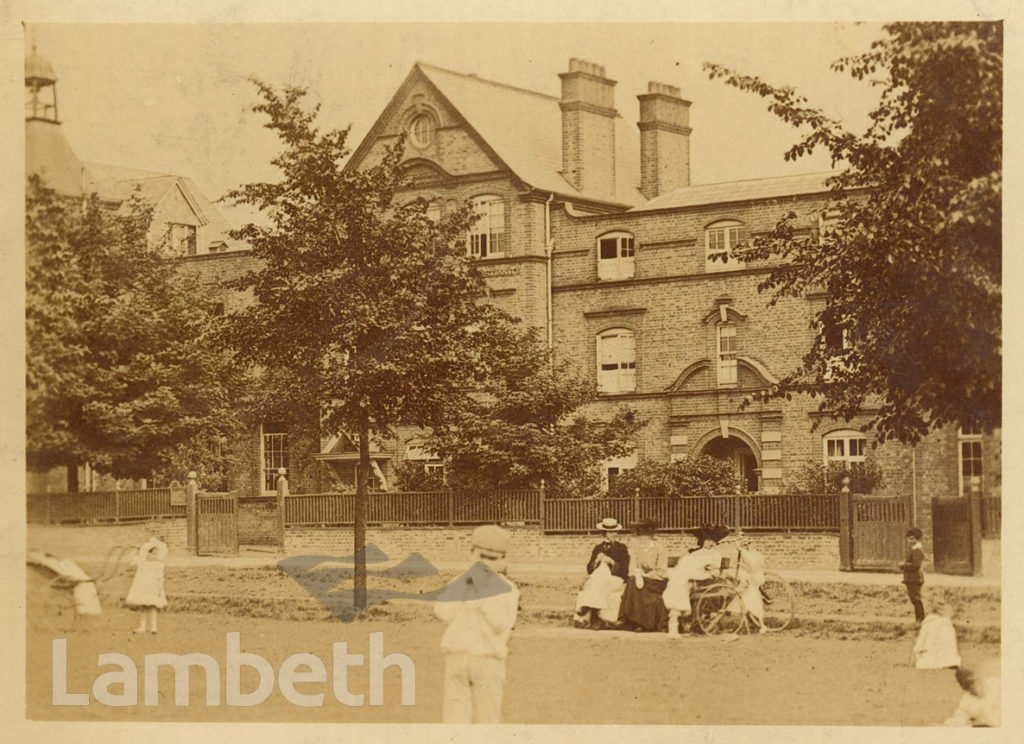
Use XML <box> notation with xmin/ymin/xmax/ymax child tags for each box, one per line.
<box><xmin>196</xmin><ymin>492</ymin><xmax>239</xmax><ymax>555</ymax></box>
<box><xmin>839</xmin><ymin>493</ymin><xmax>907</xmax><ymax>571</ymax></box>
<box><xmin>932</xmin><ymin>496</ymin><xmax>981</xmax><ymax>575</ymax></box>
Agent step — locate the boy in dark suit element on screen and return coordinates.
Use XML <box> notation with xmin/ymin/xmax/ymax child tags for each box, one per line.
<box><xmin>899</xmin><ymin>527</ymin><xmax>926</xmax><ymax>626</ymax></box>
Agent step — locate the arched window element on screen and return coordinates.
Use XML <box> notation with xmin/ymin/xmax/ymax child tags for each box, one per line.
<box><xmin>823</xmin><ymin>429</ymin><xmax>867</xmax><ymax>466</ymax></box>
<box><xmin>597</xmin><ymin>231</ymin><xmax>635</xmax><ymax>280</ymax></box>
<box><xmin>597</xmin><ymin>328</ymin><xmax>636</xmax><ymax>393</ymax></box>
<box><xmin>705</xmin><ymin>220</ymin><xmax>749</xmax><ymax>272</ymax></box>
<box><xmin>468</xmin><ymin>195</ymin><xmax>507</xmax><ymax>258</ymax></box>
<box><xmin>408</xmin><ymin>113</ymin><xmax>437</xmax><ymax>148</ymax></box>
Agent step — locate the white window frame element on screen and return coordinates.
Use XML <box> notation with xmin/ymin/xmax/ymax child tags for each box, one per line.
<box><xmin>261</xmin><ymin>423</ymin><xmax>289</xmax><ymax>493</ymax></box>
<box><xmin>597</xmin><ymin>328</ymin><xmax>637</xmax><ymax>394</ymax></box>
<box><xmin>958</xmin><ymin>425</ymin><xmax>983</xmax><ymax>497</ymax></box>
<box><xmin>717</xmin><ymin>324</ymin><xmax>738</xmax><ymax>387</ymax></box>
<box><xmin>597</xmin><ymin>232</ymin><xmax>636</xmax><ymax>280</ymax></box>
<box><xmin>467</xmin><ymin>195</ymin><xmax>507</xmax><ymax>259</ymax></box>
<box><xmin>705</xmin><ymin>220</ymin><xmax>749</xmax><ymax>272</ymax></box>
<box><xmin>822</xmin><ymin>430</ymin><xmax>867</xmax><ymax>466</ymax></box>
<box><xmin>602</xmin><ymin>452</ymin><xmax>638</xmax><ymax>492</ymax></box>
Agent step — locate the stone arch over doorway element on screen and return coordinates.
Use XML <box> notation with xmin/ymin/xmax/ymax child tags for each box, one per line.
<box><xmin>692</xmin><ymin>427</ymin><xmax>762</xmax><ymax>493</ymax></box>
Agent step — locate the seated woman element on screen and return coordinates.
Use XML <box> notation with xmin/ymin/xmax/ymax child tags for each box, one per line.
<box><xmin>619</xmin><ymin>519</ymin><xmax>669</xmax><ymax>632</ymax></box>
<box><xmin>663</xmin><ymin>524</ymin><xmax>729</xmax><ymax>636</ymax></box>
<box><xmin>573</xmin><ymin>517</ymin><xmax>630</xmax><ymax>629</ymax></box>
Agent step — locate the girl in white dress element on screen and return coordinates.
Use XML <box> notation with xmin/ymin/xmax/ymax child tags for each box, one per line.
<box><xmin>125</xmin><ymin>536</ymin><xmax>168</xmax><ymax>633</ymax></box>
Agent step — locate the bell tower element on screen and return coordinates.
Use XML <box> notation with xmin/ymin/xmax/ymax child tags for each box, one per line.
<box><xmin>26</xmin><ymin>42</ymin><xmax>60</xmax><ymax>123</ymax></box>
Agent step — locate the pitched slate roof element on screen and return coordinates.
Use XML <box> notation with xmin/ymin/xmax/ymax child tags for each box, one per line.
<box><xmin>26</xmin><ymin>120</ymin><xmax>84</xmax><ymax>197</ymax></box>
<box><xmin>416</xmin><ymin>63</ymin><xmax>645</xmax><ymax>207</ymax></box>
<box><xmin>633</xmin><ymin>171</ymin><xmax>838</xmax><ymax>212</ymax></box>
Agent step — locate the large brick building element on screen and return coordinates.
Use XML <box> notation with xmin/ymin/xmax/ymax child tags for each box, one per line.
<box><xmin>27</xmin><ymin>51</ymin><xmax>1001</xmax><ymax>548</ymax></box>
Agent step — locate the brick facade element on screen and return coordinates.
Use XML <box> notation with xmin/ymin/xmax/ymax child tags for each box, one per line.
<box><xmin>175</xmin><ymin>58</ymin><xmax>999</xmax><ymax>538</ymax></box>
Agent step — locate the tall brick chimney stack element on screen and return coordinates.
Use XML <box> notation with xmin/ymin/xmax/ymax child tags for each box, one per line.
<box><xmin>559</xmin><ymin>59</ymin><xmax>617</xmax><ymax>200</ymax></box>
<box><xmin>637</xmin><ymin>81</ymin><xmax>692</xmax><ymax>199</ymax></box>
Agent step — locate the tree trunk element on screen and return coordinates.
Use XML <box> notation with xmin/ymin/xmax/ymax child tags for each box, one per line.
<box><xmin>67</xmin><ymin>459</ymin><xmax>80</xmax><ymax>493</ymax></box>
<box><xmin>354</xmin><ymin>411</ymin><xmax>369</xmax><ymax>611</ymax></box>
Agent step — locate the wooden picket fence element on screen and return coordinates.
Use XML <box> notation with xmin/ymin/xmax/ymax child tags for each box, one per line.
<box><xmin>26</xmin><ymin>488</ymin><xmax>185</xmax><ymax>524</ymax></box>
<box><xmin>283</xmin><ymin>489</ymin><xmax>542</xmax><ymax>527</ymax></box>
<box><xmin>26</xmin><ymin>487</ymin><xmax>937</xmax><ymax>535</ymax></box>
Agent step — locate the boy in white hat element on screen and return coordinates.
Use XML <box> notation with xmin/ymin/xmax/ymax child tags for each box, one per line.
<box><xmin>434</xmin><ymin>524</ymin><xmax>520</xmax><ymax>723</ymax></box>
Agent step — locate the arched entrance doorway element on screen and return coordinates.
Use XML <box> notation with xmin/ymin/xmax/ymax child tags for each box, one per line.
<box><xmin>700</xmin><ymin>436</ymin><xmax>760</xmax><ymax>492</ymax></box>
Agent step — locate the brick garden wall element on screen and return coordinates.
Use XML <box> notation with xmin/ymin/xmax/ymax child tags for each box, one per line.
<box><xmin>28</xmin><ymin>519</ymin><xmax>188</xmax><ymax>560</ymax></box>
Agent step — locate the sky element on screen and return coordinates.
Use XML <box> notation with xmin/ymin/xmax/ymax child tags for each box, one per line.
<box><xmin>24</xmin><ymin>21</ymin><xmax>890</xmax><ymax>227</ymax></box>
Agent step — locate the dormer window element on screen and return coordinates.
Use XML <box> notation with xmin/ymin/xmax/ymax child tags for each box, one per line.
<box><xmin>705</xmin><ymin>220</ymin><xmax>749</xmax><ymax>272</ymax></box>
<box><xmin>169</xmin><ymin>223</ymin><xmax>197</xmax><ymax>256</ymax></box>
<box><xmin>597</xmin><ymin>232</ymin><xmax>635</xmax><ymax>280</ymax></box>
<box><xmin>468</xmin><ymin>195</ymin><xmax>507</xmax><ymax>259</ymax></box>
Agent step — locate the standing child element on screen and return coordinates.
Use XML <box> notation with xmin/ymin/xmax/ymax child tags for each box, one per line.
<box><xmin>124</xmin><ymin>535</ymin><xmax>167</xmax><ymax>634</ymax></box>
<box><xmin>434</xmin><ymin>524</ymin><xmax>520</xmax><ymax>724</ymax></box>
<box><xmin>898</xmin><ymin>527</ymin><xmax>926</xmax><ymax>626</ymax></box>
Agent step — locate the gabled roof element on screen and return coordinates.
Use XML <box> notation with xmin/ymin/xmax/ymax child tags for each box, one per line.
<box><xmin>351</xmin><ymin>62</ymin><xmax>644</xmax><ymax>207</ymax></box>
<box><xmin>633</xmin><ymin>171</ymin><xmax>838</xmax><ymax>212</ymax></box>
<box><xmin>80</xmin><ymin>162</ymin><xmax>242</xmax><ymax>250</ymax></box>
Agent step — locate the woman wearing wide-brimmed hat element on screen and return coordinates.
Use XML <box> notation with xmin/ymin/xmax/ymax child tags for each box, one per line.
<box><xmin>619</xmin><ymin>519</ymin><xmax>669</xmax><ymax>632</ymax></box>
<box><xmin>663</xmin><ymin>524</ymin><xmax>729</xmax><ymax>636</ymax></box>
<box><xmin>573</xmin><ymin>517</ymin><xmax>630</xmax><ymax>629</ymax></box>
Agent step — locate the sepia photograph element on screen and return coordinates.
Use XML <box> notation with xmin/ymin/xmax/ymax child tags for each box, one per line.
<box><xmin>6</xmin><ymin>2</ymin><xmax>1013</xmax><ymax>739</ymax></box>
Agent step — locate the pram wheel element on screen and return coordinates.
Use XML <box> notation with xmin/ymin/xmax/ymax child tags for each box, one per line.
<box><xmin>694</xmin><ymin>583</ymin><xmax>747</xmax><ymax>636</ymax></box>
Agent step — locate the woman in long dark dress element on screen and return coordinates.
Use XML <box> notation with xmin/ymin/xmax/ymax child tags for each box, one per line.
<box><xmin>619</xmin><ymin>519</ymin><xmax>669</xmax><ymax>632</ymax></box>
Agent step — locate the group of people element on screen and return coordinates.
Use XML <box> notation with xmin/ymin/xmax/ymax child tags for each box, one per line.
<box><xmin>899</xmin><ymin>526</ymin><xmax>1000</xmax><ymax>727</ymax></box>
<box><xmin>113</xmin><ymin>522</ymin><xmax>996</xmax><ymax>727</ymax></box>
<box><xmin>571</xmin><ymin>518</ymin><xmax>766</xmax><ymax>636</ymax></box>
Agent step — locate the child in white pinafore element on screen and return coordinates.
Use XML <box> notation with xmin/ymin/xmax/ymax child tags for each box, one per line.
<box><xmin>125</xmin><ymin>536</ymin><xmax>168</xmax><ymax>633</ymax></box>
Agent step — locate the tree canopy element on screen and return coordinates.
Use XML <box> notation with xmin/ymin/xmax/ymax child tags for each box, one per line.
<box><xmin>705</xmin><ymin>22</ymin><xmax>1001</xmax><ymax>442</ymax></box>
<box><xmin>400</xmin><ymin>332</ymin><xmax>643</xmax><ymax>498</ymax></box>
<box><xmin>222</xmin><ymin>81</ymin><xmax>530</xmax><ymax>607</ymax></box>
<box><xmin>26</xmin><ymin>177</ymin><xmax>242</xmax><ymax>488</ymax></box>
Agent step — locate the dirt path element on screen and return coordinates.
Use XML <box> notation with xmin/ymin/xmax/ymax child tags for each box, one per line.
<box><xmin>28</xmin><ymin>610</ymin><xmax>990</xmax><ymax>725</ymax></box>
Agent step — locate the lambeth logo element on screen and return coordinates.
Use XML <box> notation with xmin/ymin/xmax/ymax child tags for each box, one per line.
<box><xmin>278</xmin><ymin>544</ymin><xmax>513</xmax><ymax>621</ymax></box>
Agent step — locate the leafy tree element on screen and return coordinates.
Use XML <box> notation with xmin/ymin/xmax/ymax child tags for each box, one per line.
<box><xmin>222</xmin><ymin>82</ymin><xmax>523</xmax><ymax>609</ymax></box>
<box><xmin>605</xmin><ymin>456</ymin><xmax>740</xmax><ymax>500</ymax></box>
<box><xmin>705</xmin><ymin>22</ymin><xmax>1001</xmax><ymax>442</ymax></box>
<box><xmin>392</xmin><ymin>458</ymin><xmax>446</xmax><ymax>492</ymax></box>
<box><xmin>416</xmin><ymin>334</ymin><xmax>644</xmax><ymax>498</ymax></box>
<box><xmin>781</xmin><ymin>458</ymin><xmax>885</xmax><ymax>495</ymax></box>
<box><xmin>25</xmin><ymin>176</ymin><xmax>242</xmax><ymax>490</ymax></box>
